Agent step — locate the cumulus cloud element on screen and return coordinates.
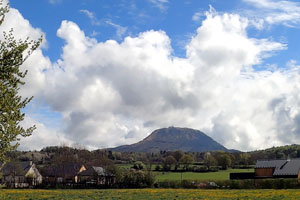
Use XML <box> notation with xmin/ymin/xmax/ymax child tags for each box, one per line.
<box><xmin>0</xmin><ymin>7</ymin><xmax>51</xmax><ymax>98</ymax></box>
<box><xmin>18</xmin><ymin>116</ymin><xmax>71</xmax><ymax>151</ymax></box>
<box><xmin>40</xmin><ymin>10</ymin><xmax>294</xmax><ymax>151</ymax></box>
<box><xmin>3</xmin><ymin>2</ymin><xmax>300</xmax><ymax>151</ymax></box>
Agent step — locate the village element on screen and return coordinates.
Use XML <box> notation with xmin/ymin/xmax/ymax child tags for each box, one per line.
<box><xmin>0</xmin><ymin>161</ymin><xmax>116</xmax><ymax>188</ymax></box>
<box><xmin>1</xmin><ymin>150</ymin><xmax>300</xmax><ymax>189</ymax></box>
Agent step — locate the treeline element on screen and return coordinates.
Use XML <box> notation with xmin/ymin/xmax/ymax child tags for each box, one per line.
<box><xmin>6</xmin><ymin>144</ymin><xmax>300</xmax><ymax>172</ymax></box>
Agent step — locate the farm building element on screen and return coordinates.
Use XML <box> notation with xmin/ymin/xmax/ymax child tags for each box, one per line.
<box><xmin>255</xmin><ymin>159</ymin><xmax>300</xmax><ymax>178</ymax></box>
<box><xmin>230</xmin><ymin>159</ymin><xmax>300</xmax><ymax>180</ymax></box>
<box><xmin>0</xmin><ymin>161</ymin><xmax>42</xmax><ymax>188</ymax></box>
<box><xmin>78</xmin><ymin>166</ymin><xmax>115</xmax><ymax>186</ymax></box>
<box><xmin>42</xmin><ymin>163</ymin><xmax>86</xmax><ymax>184</ymax></box>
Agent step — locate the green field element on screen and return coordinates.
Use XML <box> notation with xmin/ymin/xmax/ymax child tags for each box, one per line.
<box><xmin>155</xmin><ymin>168</ymin><xmax>254</xmax><ymax>181</ymax></box>
<box><xmin>116</xmin><ymin>164</ymin><xmax>254</xmax><ymax>181</ymax></box>
<box><xmin>0</xmin><ymin>189</ymin><xmax>299</xmax><ymax>200</ymax></box>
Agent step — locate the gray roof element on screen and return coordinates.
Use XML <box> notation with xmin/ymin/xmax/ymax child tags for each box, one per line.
<box><xmin>255</xmin><ymin>160</ymin><xmax>287</xmax><ymax>169</ymax></box>
<box><xmin>78</xmin><ymin>166</ymin><xmax>114</xmax><ymax>177</ymax></box>
<box><xmin>78</xmin><ymin>166</ymin><xmax>106</xmax><ymax>176</ymax></box>
<box><xmin>1</xmin><ymin>161</ymin><xmax>33</xmax><ymax>176</ymax></box>
<box><xmin>43</xmin><ymin>163</ymin><xmax>84</xmax><ymax>177</ymax></box>
<box><xmin>273</xmin><ymin>160</ymin><xmax>300</xmax><ymax>176</ymax></box>
<box><xmin>92</xmin><ymin>167</ymin><xmax>106</xmax><ymax>176</ymax></box>
<box><xmin>255</xmin><ymin>159</ymin><xmax>300</xmax><ymax>176</ymax></box>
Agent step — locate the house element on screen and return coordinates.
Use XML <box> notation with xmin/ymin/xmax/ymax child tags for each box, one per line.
<box><xmin>42</xmin><ymin>163</ymin><xmax>86</xmax><ymax>184</ymax></box>
<box><xmin>77</xmin><ymin>166</ymin><xmax>115</xmax><ymax>186</ymax></box>
<box><xmin>1</xmin><ymin>161</ymin><xmax>42</xmax><ymax>188</ymax></box>
<box><xmin>255</xmin><ymin>159</ymin><xmax>300</xmax><ymax>178</ymax></box>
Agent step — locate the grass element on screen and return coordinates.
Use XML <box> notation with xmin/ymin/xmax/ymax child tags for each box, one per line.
<box><xmin>0</xmin><ymin>189</ymin><xmax>299</xmax><ymax>200</ymax></box>
<box><xmin>115</xmin><ymin>164</ymin><xmax>254</xmax><ymax>181</ymax></box>
<box><xmin>155</xmin><ymin>168</ymin><xmax>254</xmax><ymax>181</ymax></box>
<box><xmin>116</xmin><ymin>164</ymin><xmax>132</xmax><ymax>169</ymax></box>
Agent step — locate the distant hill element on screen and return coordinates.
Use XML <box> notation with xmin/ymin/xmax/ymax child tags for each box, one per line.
<box><xmin>248</xmin><ymin>144</ymin><xmax>300</xmax><ymax>160</ymax></box>
<box><xmin>110</xmin><ymin>127</ymin><xmax>228</xmax><ymax>152</ymax></box>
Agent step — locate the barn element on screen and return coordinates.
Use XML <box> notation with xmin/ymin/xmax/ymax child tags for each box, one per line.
<box><xmin>255</xmin><ymin>159</ymin><xmax>300</xmax><ymax>179</ymax></box>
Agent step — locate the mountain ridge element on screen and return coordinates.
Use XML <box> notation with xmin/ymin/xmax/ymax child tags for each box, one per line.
<box><xmin>110</xmin><ymin>127</ymin><xmax>228</xmax><ymax>152</ymax></box>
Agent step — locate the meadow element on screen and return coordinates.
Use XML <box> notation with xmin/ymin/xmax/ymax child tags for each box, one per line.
<box><xmin>116</xmin><ymin>164</ymin><xmax>254</xmax><ymax>181</ymax></box>
<box><xmin>0</xmin><ymin>189</ymin><xmax>299</xmax><ymax>200</ymax></box>
<box><xmin>155</xmin><ymin>168</ymin><xmax>254</xmax><ymax>181</ymax></box>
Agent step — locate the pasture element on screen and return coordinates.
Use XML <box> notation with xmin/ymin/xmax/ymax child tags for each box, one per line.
<box><xmin>116</xmin><ymin>164</ymin><xmax>254</xmax><ymax>181</ymax></box>
<box><xmin>0</xmin><ymin>189</ymin><xmax>299</xmax><ymax>200</ymax></box>
<box><xmin>156</xmin><ymin>168</ymin><xmax>254</xmax><ymax>181</ymax></box>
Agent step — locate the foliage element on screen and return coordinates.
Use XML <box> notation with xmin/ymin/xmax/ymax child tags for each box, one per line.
<box><xmin>204</xmin><ymin>152</ymin><xmax>217</xmax><ymax>169</ymax></box>
<box><xmin>180</xmin><ymin>154</ymin><xmax>194</xmax><ymax>170</ymax></box>
<box><xmin>215</xmin><ymin>152</ymin><xmax>232</xmax><ymax>170</ymax></box>
<box><xmin>120</xmin><ymin>169</ymin><xmax>155</xmax><ymax>188</ymax></box>
<box><xmin>132</xmin><ymin>161</ymin><xmax>145</xmax><ymax>170</ymax></box>
<box><xmin>172</xmin><ymin>150</ymin><xmax>184</xmax><ymax>162</ymax></box>
<box><xmin>162</xmin><ymin>155</ymin><xmax>177</xmax><ymax>171</ymax></box>
<box><xmin>0</xmin><ymin>1</ymin><xmax>41</xmax><ymax>163</ymax></box>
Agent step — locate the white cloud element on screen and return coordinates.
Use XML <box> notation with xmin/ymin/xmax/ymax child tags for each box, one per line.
<box><xmin>49</xmin><ymin>0</ymin><xmax>62</xmax><ymax>5</ymax></box>
<box><xmin>3</xmin><ymin>3</ymin><xmax>300</xmax><ymax>151</ymax></box>
<box><xmin>244</xmin><ymin>0</ymin><xmax>300</xmax><ymax>27</ymax></box>
<box><xmin>192</xmin><ymin>12</ymin><xmax>203</xmax><ymax>22</ymax></box>
<box><xmin>40</xmin><ymin>10</ymin><xmax>292</xmax><ymax>151</ymax></box>
<box><xmin>80</xmin><ymin>9</ymin><xmax>101</xmax><ymax>26</ymax></box>
<box><xmin>0</xmin><ymin>7</ymin><xmax>51</xmax><ymax>98</ymax></box>
<box><xmin>105</xmin><ymin>20</ymin><xmax>127</xmax><ymax>40</ymax></box>
<box><xmin>148</xmin><ymin>0</ymin><xmax>169</xmax><ymax>12</ymax></box>
<box><xmin>18</xmin><ymin>116</ymin><xmax>71</xmax><ymax>151</ymax></box>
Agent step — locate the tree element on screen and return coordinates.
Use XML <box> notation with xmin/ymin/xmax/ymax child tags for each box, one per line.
<box><xmin>180</xmin><ymin>154</ymin><xmax>194</xmax><ymax>171</ymax></box>
<box><xmin>173</xmin><ymin>150</ymin><xmax>184</xmax><ymax>163</ymax></box>
<box><xmin>132</xmin><ymin>161</ymin><xmax>145</xmax><ymax>170</ymax></box>
<box><xmin>163</xmin><ymin>155</ymin><xmax>177</xmax><ymax>171</ymax></box>
<box><xmin>239</xmin><ymin>153</ymin><xmax>250</xmax><ymax>166</ymax></box>
<box><xmin>0</xmin><ymin>1</ymin><xmax>41</xmax><ymax>162</ymax></box>
<box><xmin>204</xmin><ymin>153</ymin><xmax>217</xmax><ymax>170</ymax></box>
<box><xmin>216</xmin><ymin>152</ymin><xmax>231</xmax><ymax>170</ymax></box>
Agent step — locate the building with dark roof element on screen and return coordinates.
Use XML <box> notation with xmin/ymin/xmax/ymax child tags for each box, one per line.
<box><xmin>255</xmin><ymin>159</ymin><xmax>300</xmax><ymax>178</ymax></box>
<box><xmin>42</xmin><ymin>163</ymin><xmax>86</xmax><ymax>184</ymax></box>
<box><xmin>1</xmin><ymin>161</ymin><xmax>42</xmax><ymax>188</ymax></box>
<box><xmin>77</xmin><ymin>166</ymin><xmax>115</xmax><ymax>186</ymax></box>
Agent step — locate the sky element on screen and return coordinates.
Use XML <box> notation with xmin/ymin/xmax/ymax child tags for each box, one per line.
<box><xmin>1</xmin><ymin>0</ymin><xmax>300</xmax><ymax>151</ymax></box>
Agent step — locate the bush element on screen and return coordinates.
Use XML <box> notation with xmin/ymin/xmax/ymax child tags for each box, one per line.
<box><xmin>192</xmin><ymin>166</ymin><xmax>208</xmax><ymax>173</ymax></box>
<box><xmin>208</xmin><ymin>166</ymin><xmax>219</xmax><ymax>172</ymax></box>
<box><xmin>255</xmin><ymin>178</ymin><xmax>300</xmax><ymax>189</ymax></box>
<box><xmin>132</xmin><ymin>161</ymin><xmax>145</xmax><ymax>170</ymax></box>
<box><xmin>120</xmin><ymin>170</ymin><xmax>155</xmax><ymax>188</ymax></box>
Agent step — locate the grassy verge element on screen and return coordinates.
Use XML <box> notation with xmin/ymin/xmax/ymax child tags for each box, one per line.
<box><xmin>0</xmin><ymin>189</ymin><xmax>299</xmax><ymax>200</ymax></box>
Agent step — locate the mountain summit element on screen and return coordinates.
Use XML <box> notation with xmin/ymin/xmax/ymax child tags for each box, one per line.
<box><xmin>111</xmin><ymin>127</ymin><xmax>227</xmax><ymax>152</ymax></box>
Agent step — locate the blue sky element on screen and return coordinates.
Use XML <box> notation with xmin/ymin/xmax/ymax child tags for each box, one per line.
<box><xmin>3</xmin><ymin>0</ymin><xmax>300</xmax><ymax>151</ymax></box>
<box><xmin>11</xmin><ymin>0</ymin><xmax>240</xmax><ymax>60</ymax></box>
<box><xmin>11</xmin><ymin>0</ymin><xmax>300</xmax><ymax>66</ymax></box>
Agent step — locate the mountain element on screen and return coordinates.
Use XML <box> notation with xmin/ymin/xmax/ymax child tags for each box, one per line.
<box><xmin>110</xmin><ymin>127</ymin><xmax>228</xmax><ymax>152</ymax></box>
